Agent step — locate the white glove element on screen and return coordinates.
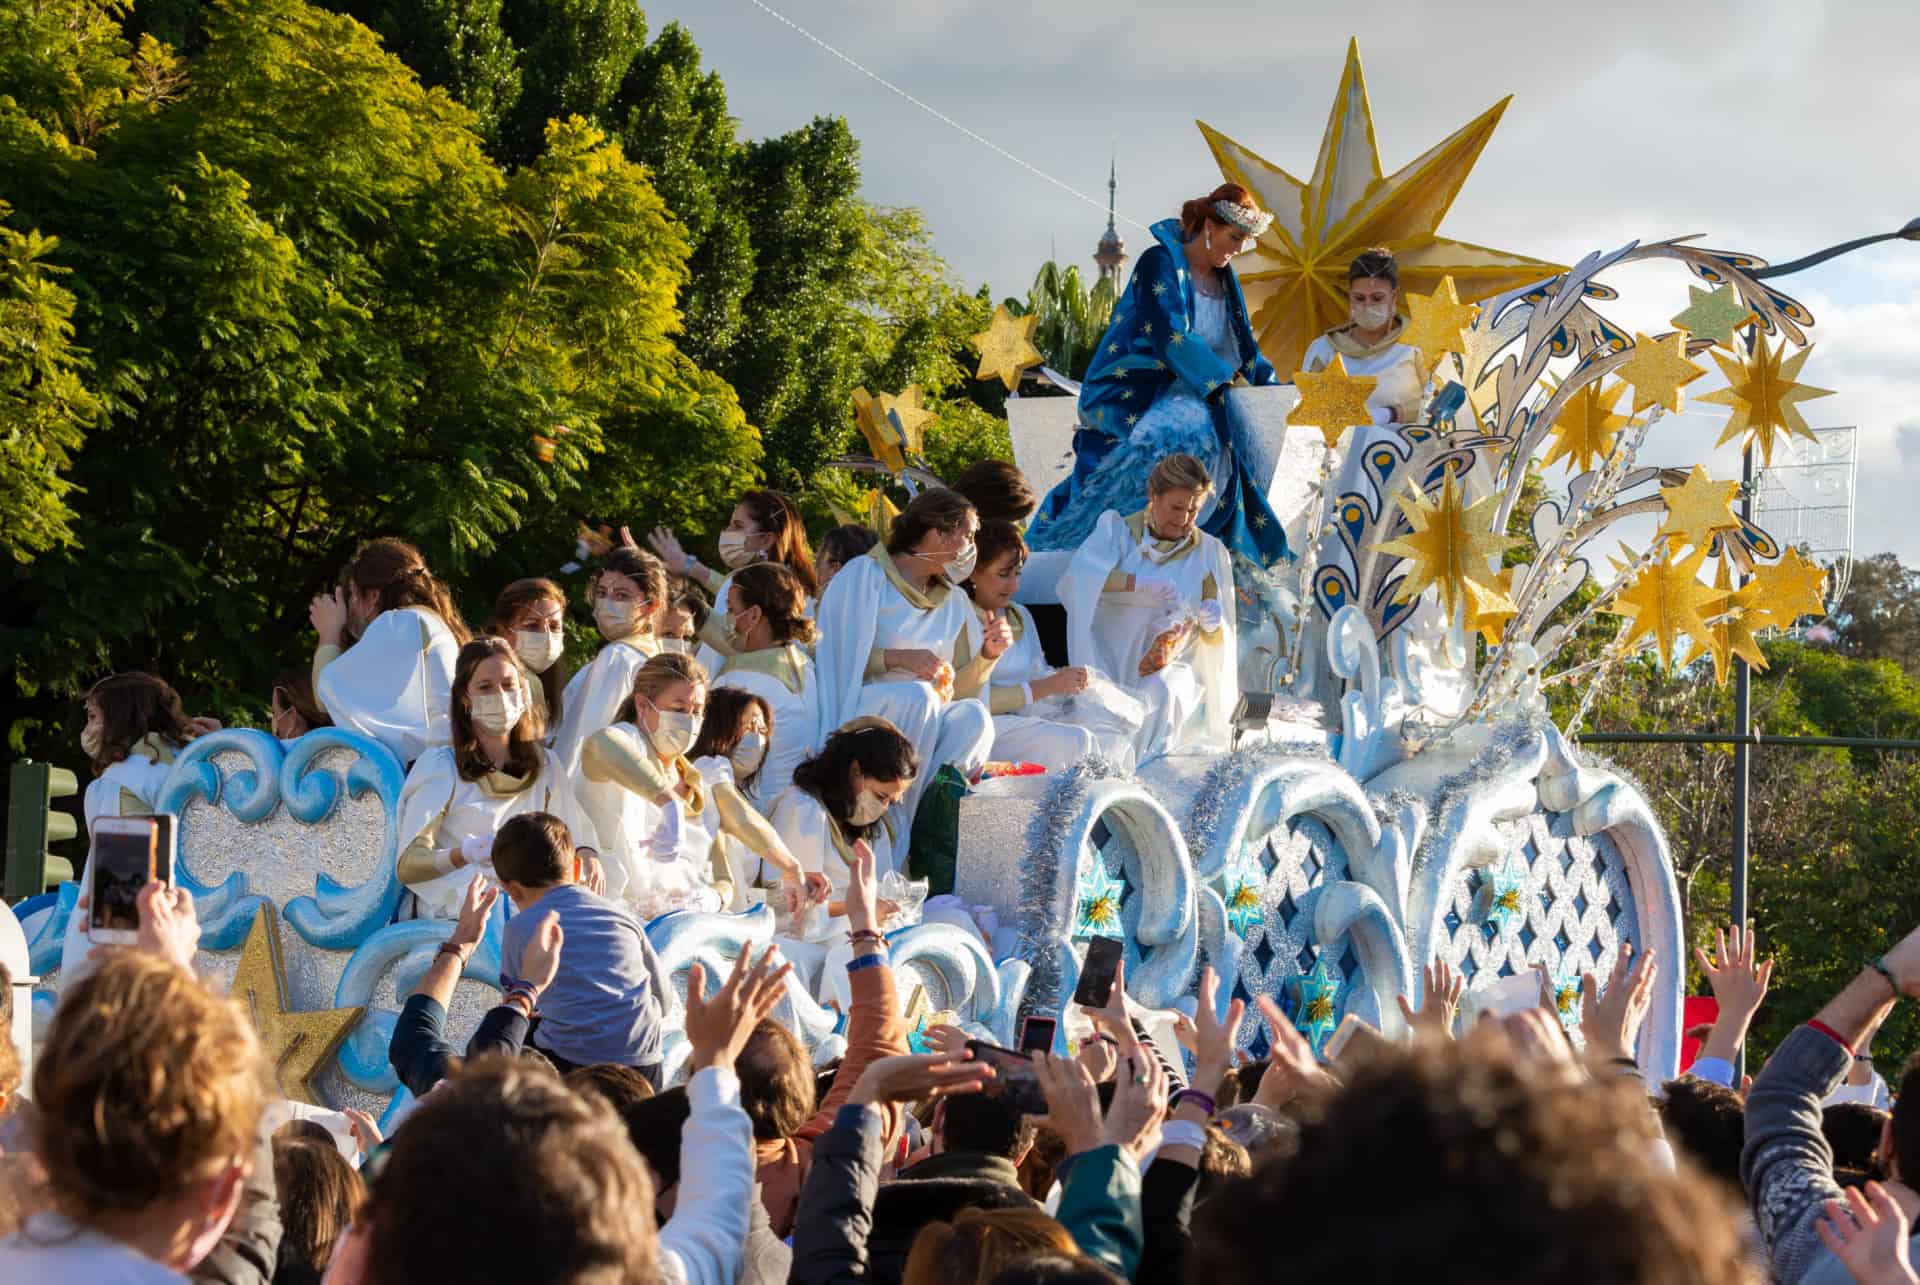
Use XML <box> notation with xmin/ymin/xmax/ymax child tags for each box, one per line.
<box><xmin>459</xmin><ymin>833</ymin><xmax>495</xmax><ymax>869</ymax></box>
<box><xmin>1194</xmin><ymin>600</ymin><xmax>1224</xmax><ymax>633</ymax></box>
<box><xmin>1136</xmin><ymin>574</ymin><xmax>1183</xmax><ymax>613</ymax></box>
<box><xmin>1368</xmin><ymin>403</ymin><xmax>1393</xmax><ymax>427</ymax></box>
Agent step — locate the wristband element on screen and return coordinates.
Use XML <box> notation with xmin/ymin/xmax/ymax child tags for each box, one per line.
<box><xmin>435</xmin><ymin>941</ymin><xmax>472</xmax><ymax>965</ymax></box>
<box><xmin>1160</xmin><ymin>1119</ymin><xmax>1208</xmax><ymax>1151</ymax></box>
<box><xmin>502</xmin><ymin>980</ymin><xmax>540</xmax><ymax>1012</ymax></box>
<box><xmin>848</xmin><ymin>928</ymin><xmax>886</xmax><ymax>946</ymax></box>
<box><xmin>1169</xmin><ymin>1088</ymin><xmax>1216</xmax><ymax>1117</ymax></box>
<box><xmin>1021</xmin><ymin>681</ymin><xmax>1035</xmax><ymax>709</ymax></box>
<box><xmin>1868</xmin><ymin>957</ymin><xmax>1901</xmax><ymax>997</ymax></box>
<box><xmin>846</xmin><ymin>952</ymin><xmax>886</xmax><ymax>975</ymax></box>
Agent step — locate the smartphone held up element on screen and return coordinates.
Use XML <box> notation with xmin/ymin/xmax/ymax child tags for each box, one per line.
<box><xmin>87</xmin><ymin>814</ymin><xmax>175</xmax><ymax>945</ymax></box>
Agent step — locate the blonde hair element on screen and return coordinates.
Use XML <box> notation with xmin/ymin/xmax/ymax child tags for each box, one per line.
<box><xmin>617</xmin><ymin>651</ymin><xmax>709</xmax><ymax>725</ymax></box>
<box><xmin>901</xmin><ymin>1206</ymin><xmax>1079</xmax><ymax>1285</ymax></box>
<box><xmin>1148</xmin><ymin>452</ymin><xmax>1214</xmax><ymax>497</ymax></box>
<box><xmin>33</xmin><ymin>952</ymin><xmax>266</xmax><ymax>1221</ymax></box>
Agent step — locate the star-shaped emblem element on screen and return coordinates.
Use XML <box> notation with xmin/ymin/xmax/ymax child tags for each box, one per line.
<box><xmin>1074</xmin><ymin>861</ymin><xmax>1127</xmax><ymax>938</ymax></box>
<box><xmin>1287</xmin><ymin>353</ymin><xmax>1378</xmax><ymax>449</ymax></box>
<box><xmin>1704</xmin><ymin>557</ymin><xmax>1769</xmax><ymax>686</ymax></box>
<box><xmin>1542</xmin><ymin>379</ymin><xmax>1630</xmax><ymax>474</ymax></box>
<box><xmin>232</xmin><ymin>905</ymin><xmax>366</xmax><ymax>1106</ymax></box>
<box><xmin>1142</xmin><ymin>322</ymin><xmax>1153</xmax><ymax>336</ymax></box>
<box><xmin>1480</xmin><ymin>856</ymin><xmax>1527</xmax><ymax>938</ymax></box>
<box><xmin>1370</xmin><ymin>472</ymin><xmax>1520</xmax><ymax>624</ymax></box>
<box><xmin>1464</xmin><ymin>565</ymin><xmax>1519</xmax><ymax>645</ymax></box>
<box><xmin>1171</xmin><ymin>332</ymin><xmax>1186</xmax><ymax>346</ymax></box>
<box><xmin>1618</xmin><ymin>331</ymin><xmax>1707</xmax><ymax>414</ymax></box>
<box><xmin>1606</xmin><ymin>545</ymin><xmax>1723</xmax><ymax>667</ymax></box>
<box><xmin>1655</xmin><ymin>465</ymin><xmax>1742</xmax><ymax>554</ymax></box>
<box><xmin>1400</xmin><ymin>275</ymin><xmax>1480</xmax><ymax>370</ymax></box>
<box><xmin>1125</xmin><ymin>413</ymin><xmax>1140</xmax><ymax>427</ymax></box>
<box><xmin>970</xmin><ymin>304</ymin><xmax>1045</xmax><ymax>391</ymax></box>
<box><xmin>1220</xmin><ymin>852</ymin><xmax>1267</xmax><ymax>939</ymax></box>
<box><xmin>1251</xmin><ymin>513</ymin><xmax>1267</xmax><ymax>529</ymax></box>
<box><xmin>1669</xmin><ymin>284</ymin><xmax>1756</xmax><ymax>351</ymax></box>
<box><xmin>1742</xmin><ymin>546</ymin><xmax>1829</xmax><ymax>630</ymax></box>
<box><xmin>1550</xmin><ymin>965</ymin><xmax>1584</xmax><ymax>1031</ymax></box>
<box><xmin>851</xmin><ymin>385</ymin><xmax>935</xmax><ymax>473</ymax></box>
<box><xmin>1293</xmin><ymin>956</ymin><xmax>1341</xmax><ymax>1051</ymax></box>
<box><xmin>1152</xmin><ymin>281</ymin><xmax>1168</xmax><ymax>296</ymax></box>
<box><xmin>1699</xmin><ymin>336</ymin><xmax>1835</xmax><ymax>467</ymax></box>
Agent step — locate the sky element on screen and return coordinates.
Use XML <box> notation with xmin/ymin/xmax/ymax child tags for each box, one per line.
<box><xmin>648</xmin><ymin>0</ymin><xmax>1920</xmax><ymax>565</ymax></box>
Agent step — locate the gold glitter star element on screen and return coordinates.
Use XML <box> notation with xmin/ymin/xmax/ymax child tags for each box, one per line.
<box><xmin>1400</xmin><ymin>275</ymin><xmax>1480</xmax><ymax>370</ymax></box>
<box><xmin>1542</xmin><ymin>380</ymin><xmax>1630</xmax><ymax>474</ymax></box>
<box><xmin>1606</xmin><ymin>546</ymin><xmax>1722</xmax><ymax>667</ymax></box>
<box><xmin>1699</xmin><ymin>336</ymin><xmax>1836</xmax><ymax>467</ymax></box>
<box><xmin>1618</xmin><ymin>331</ymin><xmax>1707</xmax><ymax>414</ymax></box>
<box><xmin>851</xmin><ymin>385</ymin><xmax>934</xmax><ymax>472</ymax></box>
<box><xmin>970</xmin><ymin>304</ymin><xmax>1044</xmax><ymax>391</ymax></box>
<box><xmin>1704</xmin><ymin>559</ymin><xmax>1768</xmax><ymax>686</ymax></box>
<box><xmin>1656</xmin><ymin>465</ymin><xmax>1742</xmax><ymax>554</ymax></box>
<box><xmin>1371</xmin><ymin>471</ymin><xmax>1520</xmax><ymax>623</ymax></box>
<box><xmin>1669</xmin><ymin>284</ymin><xmax>1757</xmax><ymax>351</ymax></box>
<box><xmin>1741</xmin><ymin>546</ymin><xmax>1829</xmax><ymax>629</ymax></box>
<box><xmin>1288</xmin><ymin>353</ymin><xmax>1378</xmax><ymax>449</ymax></box>
<box><xmin>232</xmin><ymin>905</ymin><xmax>365</xmax><ymax>1106</ymax></box>
<box><xmin>1464</xmin><ymin>565</ymin><xmax>1519</xmax><ymax>645</ymax></box>
<box><xmin>1198</xmin><ymin>40</ymin><xmax>1560</xmax><ymax>376</ymax></box>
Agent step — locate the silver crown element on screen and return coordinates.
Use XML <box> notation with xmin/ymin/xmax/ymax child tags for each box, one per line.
<box><xmin>1213</xmin><ymin>198</ymin><xmax>1272</xmax><ymax>238</ymax></box>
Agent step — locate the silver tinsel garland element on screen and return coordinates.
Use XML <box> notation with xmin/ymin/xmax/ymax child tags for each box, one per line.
<box><xmin>1410</xmin><ymin>717</ymin><xmax>1550</xmax><ymax>880</ymax></box>
<box><xmin>1015</xmin><ymin>756</ymin><xmax>1129</xmax><ymax>1018</ymax></box>
<box><xmin>1181</xmin><ymin>739</ymin><xmax>1335</xmax><ymax>874</ymax></box>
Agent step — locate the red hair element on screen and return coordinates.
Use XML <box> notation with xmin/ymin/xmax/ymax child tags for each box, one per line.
<box><xmin>1179</xmin><ymin>183</ymin><xmax>1259</xmax><ymax>240</ymax></box>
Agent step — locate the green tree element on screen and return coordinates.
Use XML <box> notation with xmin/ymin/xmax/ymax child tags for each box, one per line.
<box><xmin>1828</xmin><ymin>551</ymin><xmax>1920</xmax><ymax>676</ymax></box>
<box><xmin>329</xmin><ymin>0</ymin><xmax>523</xmax><ymax>142</ymax></box>
<box><xmin>1003</xmin><ymin>259</ymin><xmax>1116</xmax><ymax>380</ymax></box>
<box><xmin>493</xmin><ymin>0</ymin><xmax>644</xmax><ymax>167</ymax></box>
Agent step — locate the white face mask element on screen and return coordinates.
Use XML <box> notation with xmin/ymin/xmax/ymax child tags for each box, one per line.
<box><xmin>730</xmin><ymin>732</ymin><xmax>768</xmax><ymax>778</ymax></box>
<box><xmin>595</xmin><ymin>597</ymin><xmax>639</xmax><ymax>639</ymax></box>
<box><xmin>80</xmin><ymin>724</ymin><xmax>104</xmax><ymax>757</ymax></box>
<box><xmin>723</xmin><ymin>608</ymin><xmax>750</xmax><ymax>649</ymax></box>
<box><xmin>470</xmin><ymin>689</ymin><xmax>525</xmax><ymax>737</ymax></box>
<box><xmin>515</xmin><ymin>628</ymin><xmax>562</xmax><ymax>673</ymax></box>
<box><xmin>1351</xmin><ymin>301</ymin><xmax>1394</xmax><ymax>331</ymax></box>
<box><xmin>656</xmin><ymin>637</ymin><xmax>691</xmax><ymax>655</ymax></box>
<box><xmin>942</xmin><ymin>543</ymin><xmax>978</xmax><ymax>583</ymax></box>
<box><xmin>644</xmin><ymin>701</ymin><xmax>699</xmax><ymax>759</ymax></box>
<box><xmin>717</xmin><ymin>529</ymin><xmax>764</xmax><ymax>570</ymax></box>
<box><xmin>850</xmin><ymin>786</ymin><xmax>892</xmax><ymax>827</ymax></box>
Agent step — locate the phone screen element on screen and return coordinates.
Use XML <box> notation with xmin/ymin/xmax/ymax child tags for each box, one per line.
<box><xmin>91</xmin><ymin>825</ymin><xmax>158</xmax><ymax>932</ymax></box>
<box><xmin>966</xmin><ymin>1040</ymin><xmax>1049</xmax><ymax>1115</ymax></box>
<box><xmin>1018</xmin><ymin>1015</ymin><xmax>1057</xmax><ymax>1054</ymax></box>
<box><xmin>1072</xmin><ymin>936</ymin><xmax>1123</xmax><ymax>1009</ymax></box>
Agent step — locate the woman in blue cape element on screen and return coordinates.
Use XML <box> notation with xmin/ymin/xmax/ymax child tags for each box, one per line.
<box><xmin>1027</xmin><ymin>181</ymin><xmax>1290</xmax><ymax>568</ymax></box>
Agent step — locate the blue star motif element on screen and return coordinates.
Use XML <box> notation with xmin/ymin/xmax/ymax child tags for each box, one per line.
<box><xmin>1219</xmin><ymin>852</ymin><xmax>1266</xmax><ymax>939</ymax></box>
<box><xmin>1073</xmin><ymin>862</ymin><xmax>1127</xmax><ymax>939</ymax></box>
<box><xmin>1293</xmin><ymin>956</ymin><xmax>1341</xmax><ymax>1051</ymax></box>
<box><xmin>1142</xmin><ymin>322</ymin><xmax>1153</xmax><ymax>336</ymax></box>
<box><xmin>1549</xmin><ymin>964</ymin><xmax>1584</xmax><ymax>1031</ymax></box>
<box><xmin>1481</xmin><ymin>856</ymin><xmax>1527</xmax><ymax>939</ymax></box>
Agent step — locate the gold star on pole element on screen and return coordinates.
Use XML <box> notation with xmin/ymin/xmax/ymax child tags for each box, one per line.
<box><xmin>231</xmin><ymin>904</ymin><xmax>365</xmax><ymax>1106</ymax></box>
<box><xmin>1371</xmin><ymin>471</ymin><xmax>1520</xmax><ymax>623</ymax></box>
<box><xmin>1669</xmin><ymin>284</ymin><xmax>1757</xmax><ymax>351</ymax></box>
<box><xmin>1741</xmin><ymin>546</ymin><xmax>1829</xmax><ymax>629</ymax></box>
<box><xmin>1618</xmin><ymin>331</ymin><xmax>1707</xmax><ymax>414</ymax></box>
<box><xmin>1464</xmin><ymin>564</ymin><xmax>1519</xmax><ymax>645</ymax></box>
<box><xmin>1704</xmin><ymin>559</ymin><xmax>1768</xmax><ymax>686</ymax></box>
<box><xmin>1198</xmin><ymin>39</ymin><xmax>1561</xmax><ymax>377</ymax></box>
<box><xmin>852</xmin><ymin>385</ymin><xmax>935</xmax><ymax>472</ymax></box>
<box><xmin>1288</xmin><ymin>353</ymin><xmax>1378</xmax><ymax>449</ymax></box>
<box><xmin>1699</xmin><ymin>336</ymin><xmax>1836</xmax><ymax>467</ymax></box>
<box><xmin>1400</xmin><ymin>275</ymin><xmax>1480</xmax><ymax>371</ymax></box>
<box><xmin>970</xmin><ymin>304</ymin><xmax>1045</xmax><ymax>392</ymax></box>
<box><xmin>1542</xmin><ymin>379</ymin><xmax>1630</xmax><ymax>474</ymax></box>
<box><xmin>1606</xmin><ymin>546</ymin><xmax>1722</xmax><ymax>667</ymax></box>
<box><xmin>1656</xmin><ymin>465</ymin><xmax>1742</xmax><ymax>554</ymax></box>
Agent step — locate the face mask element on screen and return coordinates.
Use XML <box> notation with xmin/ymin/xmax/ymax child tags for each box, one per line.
<box><xmin>595</xmin><ymin>597</ymin><xmax>639</xmax><ymax>639</ymax></box>
<box><xmin>272</xmin><ymin>704</ymin><xmax>304</xmax><ymax>740</ymax></box>
<box><xmin>80</xmin><ymin>725</ymin><xmax>103</xmax><ymax>757</ymax></box>
<box><xmin>657</xmin><ymin>637</ymin><xmax>691</xmax><ymax>655</ymax></box>
<box><xmin>717</xmin><ymin>529</ymin><xmax>764</xmax><ymax>570</ymax></box>
<box><xmin>1351</xmin><ymin>301</ymin><xmax>1394</xmax><ymax>331</ymax></box>
<box><xmin>515</xmin><ymin>628</ymin><xmax>562</xmax><ymax>673</ymax></box>
<box><xmin>470</xmin><ymin>690</ymin><xmax>525</xmax><ymax>737</ymax></box>
<box><xmin>730</xmin><ymin>732</ymin><xmax>768</xmax><ymax>778</ymax></box>
<box><xmin>644</xmin><ymin>701</ymin><xmax>699</xmax><ymax>759</ymax></box>
<box><xmin>724</xmin><ymin>608</ymin><xmax>755</xmax><ymax>650</ymax></box>
<box><xmin>850</xmin><ymin>786</ymin><xmax>891</xmax><ymax>827</ymax></box>
<box><xmin>942</xmin><ymin>543</ymin><xmax>978</xmax><ymax>583</ymax></box>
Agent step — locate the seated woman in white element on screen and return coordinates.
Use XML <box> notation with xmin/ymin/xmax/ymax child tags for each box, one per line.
<box><xmin>577</xmin><ymin>652</ymin><xmax>816</xmax><ymax>921</ymax></box>
<box><xmin>309</xmin><ymin>537</ymin><xmax>469</xmax><ymax>766</ymax></box>
<box><xmin>711</xmin><ymin>563</ymin><xmax>821</xmax><ymax>804</ymax></box>
<box><xmin>645</xmin><ymin>488</ymin><xmax>819</xmax><ymax>673</ymax></box>
<box><xmin>689</xmin><ymin>686</ymin><xmax>833</xmax><ymax>915</ymax></box>
<box><xmin>1057</xmin><ymin>452</ymin><xmax>1237</xmax><ymax>759</ymax></box>
<box><xmin>394</xmin><ymin>638</ymin><xmax>603</xmax><ymax>919</ymax></box>
<box><xmin>813</xmin><ymin>488</ymin><xmax>995</xmax><ymax>834</ymax></box>
<box><xmin>552</xmin><ymin>546</ymin><xmax>665</xmax><ymax>779</ymax></box>
<box><xmin>765</xmin><ymin>717</ymin><xmax>916</xmax><ymax>983</ymax></box>
<box><xmin>485</xmin><ymin>577</ymin><xmax>571</xmax><ymax>742</ymax></box>
<box><xmin>957</xmin><ymin>520</ymin><xmax>1099</xmax><ymax>771</ymax></box>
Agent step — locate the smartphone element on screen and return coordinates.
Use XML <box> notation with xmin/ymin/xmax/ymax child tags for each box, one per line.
<box><xmin>1323</xmin><ymin>1013</ymin><xmax>1385</xmax><ymax>1065</ymax></box>
<box><xmin>966</xmin><ymin>1039</ymin><xmax>1049</xmax><ymax>1115</ymax></box>
<box><xmin>88</xmin><ymin>815</ymin><xmax>173</xmax><ymax>944</ymax></box>
<box><xmin>1463</xmin><ymin>971</ymin><xmax>1547</xmax><ymax>1025</ymax></box>
<box><xmin>1018</xmin><ymin>1015</ymin><xmax>1058</xmax><ymax>1055</ymax></box>
<box><xmin>1072</xmin><ymin>936</ymin><xmax>1124</xmax><ymax>1009</ymax></box>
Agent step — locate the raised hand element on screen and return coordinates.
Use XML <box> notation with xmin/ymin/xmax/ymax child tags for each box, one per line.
<box><xmin>575</xmin><ymin>850</ymin><xmax>607</xmax><ymax>897</ymax></box>
<box><xmin>517</xmin><ymin>911</ymin><xmax>564</xmax><ymax>994</ymax></box>
<box><xmin>1190</xmin><ymin>966</ymin><xmax>1246</xmax><ymax>1086</ymax></box>
<box><xmin>848</xmin><ymin>1052</ymin><xmax>993</xmax><ymax>1107</ymax></box>
<box><xmin>185</xmin><ymin>715</ymin><xmax>224</xmax><ymax>739</ymax></box>
<box><xmin>1581</xmin><ymin>940</ymin><xmax>1657</xmax><ymax>1065</ymax></box>
<box><xmin>1034</xmin><ymin>1052</ymin><xmax>1105</xmax><ymax>1157</ymax></box>
<box><xmin>450</xmin><ymin>875</ymin><xmax>499</xmax><ymax>954</ymax></box>
<box><xmin>980</xmin><ymin>610</ymin><xmax>1013</xmax><ymax>660</ymax></box>
<box><xmin>685</xmin><ymin>944</ymin><xmax>793</xmax><ymax>1073</ymax></box>
<box><xmin>923</xmin><ymin>1022</ymin><xmax>970</xmax><ymax>1061</ymax></box>
<box><xmin>643</xmin><ymin>526</ymin><xmax>690</xmax><ymax>577</ymax></box>
<box><xmin>1397</xmin><ymin>959</ymin><xmax>1465</xmax><ymax>1039</ymax></box>
<box><xmin>309</xmin><ymin>587</ymin><xmax>349</xmax><ymax>647</ymax></box>
<box><xmin>1694</xmin><ymin>922</ymin><xmax>1774</xmax><ymax>1024</ymax></box>
<box><xmin>342</xmin><ymin>1107</ymin><xmax>383</xmax><ymax>1157</ymax></box>
<box><xmin>1251</xmin><ymin>995</ymin><xmax>1334</xmax><ymax>1111</ymax></box>
<box><xmin>134</xmin><ymin>882</ymin><xmax>200</xmax><ymax>970</ymax></box>
<box><xmin>1105</xmin><ymin>1048</ymin><xmax>1171</xmax><ymax>1160</ymax></box>
<box><xmin>1817</xmin><ymin>1183</ymin><xmax>1919</xmax><ymax>1285</ymax></box>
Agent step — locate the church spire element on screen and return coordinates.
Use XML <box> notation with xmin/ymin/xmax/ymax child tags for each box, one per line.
<box><xmin>1094</xmin><ymin>154</ymin><xmax>1128</xmax><ymax>282</ymax></box>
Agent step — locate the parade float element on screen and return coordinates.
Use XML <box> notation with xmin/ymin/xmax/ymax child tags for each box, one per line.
<box><xmin>15</xmin><ymin>42</ymin><xmax>1840</xmax><ymax>1119</ymax></box>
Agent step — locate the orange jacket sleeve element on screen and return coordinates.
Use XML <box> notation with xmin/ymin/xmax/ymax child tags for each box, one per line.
<box><xmin>796</xmin><ymin>959</ymin><xmax>908</xmax><ymax>1145</ymax></box>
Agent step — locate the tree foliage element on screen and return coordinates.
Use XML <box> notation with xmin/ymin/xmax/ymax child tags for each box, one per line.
<box><xmin>1003</xmin><ymin>259</ymin><xmax>1116</xmax><ymax>380</ymax></box>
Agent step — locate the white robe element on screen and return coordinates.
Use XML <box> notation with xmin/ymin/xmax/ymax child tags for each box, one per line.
<box><xmin>394</xmin><ymin>746</ymin><xmax>599</xmax><ymax>919</ymax></box>
<box><xmin>1058</xmin><ymin>510</ymin><xmax>1237</xmax><ymax>758</ymax></box>
<box><xmin>958</xmin><ymin>603</ymin><xmax>1097</xmax><ymax>771</ymax></box>
<box><xmin>1302</xmin><ymin>327</ymin><xmax>1427</xmax><ymax>525</ymax></box>
<box><xmin>812</xmin><ymin>547</ymin><xmax>993</xmax><ymax>831</ymax></box>
<box><xmin>315</xmin><ymin>607</ymin><xmax>461</xmax><ymax>766</ymax></box>
<box><xmin>62</xmin><ymin>739</ymin><xmax>178</xmax><ymax>984</ymax></box>
<box><xmin>576</xmin><ymin>724</ymin><xmax>724</xmax><ymax>920</ymax></box>
<box><xmin>552</xmin><ymin>635</ymin><xmax>657</xmax><ymax>781</ymax></box>
<box><xmin>765</xmin><ymin>786</ymin><xmax>902</xmax><ymax>976</ymax></box>
<box><xmin>712</xmin><ymin>644</ymin><xmax>819</xmax><ymax>805</ymax></box>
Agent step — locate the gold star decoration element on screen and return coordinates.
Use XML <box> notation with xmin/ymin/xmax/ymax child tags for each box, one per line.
<box><xmin>1400</xmin><ymin>275</ymin><xmax>1480</xmax><ymax>371</ymax></box>
<box><xmin>231</xmin><ymin>904</ymin><xmax>365</xmax><ymax>1106</ymax></box>
<box><xmin>1704</xmin><ymin>558</ymin><xmax>1768</xmax><ymax>686</ymax></box>
<box><xmin>1542</xmin><ymin>379</ymin><xmax>1630</xmax><ymax>474</ymax></box>
<box><xmin>1464</xmin><ymin>564</ymin><xmax>1519</xmax><ymax>645</ymax></box>
<box><xmin>1371</xmin><ymin>471</ymin><xmax>1521</xmax><ymax>624</ymax></box>
<box><xmin>1741</xmin><ymin>546</ymin><xmax>1829</xmax><ymax>629</ymax></box>
<box><xmin>1287</xmin><ymin>353</ymin><xmax>1379</xmax><ymax>449</ymax></box>
<box><xmin>1198</xmin><ymin>39</ymin><xmax>1561</xmax><ymax>377</ymax></box>
<box><xmin>1656</xmin><ymin>465</ymin><xmax>1742</xmax><ymax>554</ymax></box>
<box><xmin>852</xmin><ymin>385</ymin><xmax>935</xmax><ymax>472</ymax></box>
<box><xmin>970</xmin><ymin>304</ymin><xmax>1045</xmax><ymax>391</ymax></box>
<box><xmin>829</xmin><ymin>488</ymin><xmax>902</xmax><ymax>540</ymax></box>
<box><xmin>1618</xmin><ymin>331</ymin><xmax>1707</xmax><ymax>414</ymax></box>
<box><xmin>1606</xmin><ymin>546</ymin><xmax>1722</xmax><ymax>667</ymax></box>
<box><xmin>1669</xmin><ymin>284</ymin><xmax>1757</xmax><ymax>351</ymax></box>
<box><xmin>1699</xmin><ymin>336</ymin><xmax>1836</xmax><ymax>467</ymax></box>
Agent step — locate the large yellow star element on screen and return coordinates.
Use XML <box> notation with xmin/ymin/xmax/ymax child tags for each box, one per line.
<box><xmin>1699</xmin><ymin>337</ymin><xmax>1836</xmax><ymax>467</ymax></box>
<box><xmin>1371</xmin><ymin>471</ymin><xmax>1520</xmax><ymax>623</ymax></box>
<box><xmin>1656</xmin><ymin>465</ymin><xmax>1742</xmax><ymax>554</ymax></box>
<box><xmin>1669</xmin><ymin>285</ymin><xmax>1757</xmax><ymax>352</ymax></box>
<box><xmin>852</xmin><ymin>385</ymin><xmax>934</xmax><ymax>471</ymax></box>
<box><xmin>1199</xmin><ymin>39</ymin><xmax>1560</xmax><ymax>377</ymax></box>
<box><xmin>1465</xmin><ymin>564</ymin><xmax>1519</xmax><ymax>645</ymax></box>
<box><xmin>1606</xmin><ymin>546</ymin><xmax>1722</xmax><ymax>667</ymax></box>
<box><xmin>1704</xmin><ymin>559</ymin><xmax>1769</xmax><ymax>686</ymax></box>
<box><xmin>1618</xmin><ymin>331</ymin><xmax>1707</xmax><ymax>414</ymax></box>
<box><xmin>1400</xmin><ymin>275</ymin><xmax>1480</xmax><ymax>371</ymax></box>
<box><xmin>1542</xmin><ymin>379</ymin><xmax>1630</xmax><ymax>474</ymax></box>
<box><xmin>1742</xmin><ymin>546</ymin><xmax>1829</xmax><ymax>629</ymax></box>
<box><xmin>1287</xmin><ymin>353</ymin><xmax>1378</xmax><ymax>449</ymax></box>
<box><xmin>970</xmin><ymin>304</ymin><xmax>1045</xmax><ymax>392</ymax></box>
<box><xmin>232</xmin><ymin>905</ymin><xmax>365</xmax><ymax>1107</ymax></box>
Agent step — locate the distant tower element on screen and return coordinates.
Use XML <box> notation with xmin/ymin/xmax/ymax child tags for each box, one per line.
<box><xmin>1093</xmin><ymin>157</ymin><xmax>1127</xmax><ymax>282</ymax></box>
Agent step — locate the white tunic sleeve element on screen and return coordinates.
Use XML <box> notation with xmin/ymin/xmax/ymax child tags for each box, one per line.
<box><xmin>83</xmin><ymin>756</ymin><xmax>174</xmax><ymax>835</ymax></box>
<box><xmin>393</xmin><ymin>747</ymin><xmax>461</xmax><ymax>861</ymax></box>
<box><xmin>553</xmin><ymin>640</ymin><xmax>650</xmax><ymax>780</ymax></box>
<box><xmin>1058</xmin><ymin>510</ymin><xmax>1133</xmax><ymax>681</ymax></box>
<box><xmin>812</xmin><ymin>557</ymin><xmax>884</xmax><ymax>741</ymax></box>
<box><xmin>538</xmin><ymin>747</ymin><xmax>601</xmax><ymax>853</ymax></box>
<box><xmin>315</xmin><ymin>608</ymin><xmax>458</xmax><ymax>765</ymax></box>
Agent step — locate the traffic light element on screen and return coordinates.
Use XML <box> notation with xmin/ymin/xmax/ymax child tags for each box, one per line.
<box><xmin>6</xmin><ymin>760</ymin><xmax>81</xmax><ymax>902</ymax></box>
